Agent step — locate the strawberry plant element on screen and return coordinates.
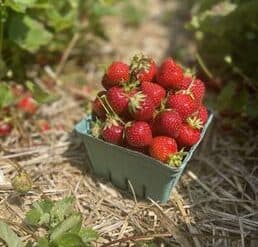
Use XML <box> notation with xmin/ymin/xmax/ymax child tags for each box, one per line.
<box><xmin>188</xmin><ymin>0</ymin><xmax>258</xmax><ymax>120</ymax></box>
<box><xmin>0</xmin><ymin>197</ymin><xmax>98</xmax><ymax>247</ymax></box>
<box><xmin>0</xmin><ymin>0</ymin><xmax>112</xmax><ymax>78</ymax></box>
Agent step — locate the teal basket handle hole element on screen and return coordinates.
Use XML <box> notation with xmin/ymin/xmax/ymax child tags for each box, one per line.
<box><xmin>108</xmin><ymin>171</ymin><xmax>112</xmax><ymax>182</ymax></box>
<box><xmin>142</xmin><ymin>185</ymin><xmax>147</xmax><ymax>198</ymax></box>
<box><xmin>125</xmin><ymin>178</ymin><xmax>129</xmax><ymax>190</ymax></box>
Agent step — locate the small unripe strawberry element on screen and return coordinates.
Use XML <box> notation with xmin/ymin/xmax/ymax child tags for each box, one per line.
<box><xmin>18</xmin><ymin>96</ymin><xmax>38</xmax><ymax>114</ymax></box>
<box><xmin>167</xmin><ymin>93</ymin><xmax>197</xmax><ymax>120</ymax></box>
<box><xmin>140</xmin><ymin>81</ymin><xmax>166</xmax><ymax>107</ymax></box>
<box><xmin>11</xmin><ymin>171</ymin><xmax>32</xmax><ymax>193</ymax></box>
<box><xmin>125</xmin><ymin>121</ymin><xmax>152</xmax><ymax>147</ymax></box>
<box><xmin>157</xmin><ymin>58</ymin><xmax>184</xmax><ymax>89</ymax></box>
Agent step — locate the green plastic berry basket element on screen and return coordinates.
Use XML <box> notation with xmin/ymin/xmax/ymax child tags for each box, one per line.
<box><xmin>75</xmin><ymin>112</ymin><xmax>213</xmax><ymax>203</ymax></box>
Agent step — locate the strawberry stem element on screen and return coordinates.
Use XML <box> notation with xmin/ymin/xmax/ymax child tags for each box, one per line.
<box><xmin>102</xmin><ymin>96</ymin><xmax>125</xmax><ymax>125</ymax></box>
<box><xmin>96</xmin><ymin>95</ymin><xmax>110</xmax><ymax>115</ymax></box>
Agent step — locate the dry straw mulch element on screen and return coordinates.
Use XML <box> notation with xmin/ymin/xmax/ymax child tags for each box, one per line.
<box><xmin>0</xmin><ymin>90</ymin><xmax>257</xmax><ymax>246</ymax></box>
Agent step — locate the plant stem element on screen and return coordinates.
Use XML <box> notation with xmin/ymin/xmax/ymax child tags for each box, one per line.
<box><xmin>195</xmin><ymin>52</ymin><xmax>213</xmax><ymax>79</ymax></box>
<box><xmin>0</xmin><ymin>0</ymin><xmax>5</xmax><ymax>58</ymax></box>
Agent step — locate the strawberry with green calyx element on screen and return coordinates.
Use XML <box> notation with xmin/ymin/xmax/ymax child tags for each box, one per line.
<box><xmin>166</xmin><ymin>92</ymin><xmax>197</xmax><ymax>120</ymax></box>
<box><xmin>125</xmin><ymin>121</ymin><xmax>152</xmax><ymax>147</ymax></box>
<box><xmin>149</xmin><ymin>136</ymin><xmax>186</xmax><ymax>167</ymax></box>
<box><xmin>186</xmin><ymin>116</ymin><xmax>203</xmax><ymax>130</ymax></box>
<box><xmin>176</xmin><ymin>123</ymin><xmax>201</xmax><ymax>148</ymax></box>
<box><xmin>179</xmin><ymin>76</ymin><xmax>205</xmax><ymax>104</ymax></box>
<box><xmin>153</xmin><ymin>110</ymin><xmax>182</xmax><ymax>138</ymax></box>
<box><xmin>101</xmin><ymin>61</ymin><xmax>130</xmax><ymax>90</ymax></box>
<box><xmin>107</xmin><ymin>85</ymin><xmax>138</xmax><ymax>116</ymax></box>
<box><xmin>156</xmin><ymin>58</ymin><xmax>184</xmax><ymax>89</ymax></box>
<box><xmin>90</xmin><ymin>118</ymin><xmax>103</xmax><ymax>138</ymax></box>
<box><xmin>102</xmin><ymin>115</ymin><xmax>124</xmax><ymax>145</ymax></box>
<box><xmin>130</xmin><ymin>54</ymin><xmax>157</xmax><ymax>83</ymax></box>
<box><xmin>186</xmin><ymin>105</ymin><xmax>208</xmax><ymax>129</ymax></box>
<box><xmin>140</xmin><ymin>81</ymin><xmax>166</xmax><ymax>107</ymax></box>
<box><xmin>128</xmin><ymin>91</ymin><xmax>155</xmax><ymax>121</ymax></box>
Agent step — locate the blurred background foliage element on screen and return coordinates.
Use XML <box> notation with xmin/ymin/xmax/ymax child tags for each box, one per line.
<box><xmin>0</xmin><ymin>0</ymin><xmax>257</xmax><ymax>124</ymax></box>
<box><xmin>188</xmin><ymin>0</ymin><xmax>258</xmax><ymax>121</ymax></box>
<box><xmin>0</xmin><ymin>0</ymin><xmax>146</xmax><ymax>79</ymax></box>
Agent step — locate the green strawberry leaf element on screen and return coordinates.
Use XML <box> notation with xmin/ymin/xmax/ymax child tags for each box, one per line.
<box><xmin>79</xmin><ymin>228</ymin><xmax>98</xmax><ymax>244</ymax></box>
<box><xmin>8</xmin><ymin>14</ymin><xmax>52</xmax><ymax>53</ymax></box>
<box><xmin>49</xmin><ymin>197</ymin><xmax>75</xmax><ymax>228</ymax></box>
<box><xmin>50</xmin><ymin>214</ymin><xmax>82</xmax><ymax>242</ymax></box>
<box><xmin>5</xmin><ymin>0</ymin><xmax>37</xmax><ymax>13</ymax></box>
<box><xmin>44</xmin><ymin>8</ymin><xmax>77</xmax><ymax>32</ymax></box>
<box><xmin>52</xmin><ymin>233</ymin><xmax>84</xmax><ymax>247</ymax></box>
<box><xmin>0</xmin><ymin>83</ymin><xmax>14</xmax><ymax>108</ymax></box>
<box><xmin>25</xmin><ymin>199</ymin><xmax>53</xmax><ymax>226</ymax></box>
<box><xmin>0</xmin><ymin>58</ymin><xmax>7</xmax><ymax>80</ymax></box>
<box><xmin>0</xmin><ymin>220</ymin><xmax>23</xmax><ymax>247</ymax></box>
<box><xmin>35</xmin><ymin>237</ymin><xmax>50</xmax><ymax>247</ymax></box>
<box><xmin>217</xmin><ymin>81</ymin><xmax>236</xmax><ymax>111</ymax></box>
<box><xmin>25</xmin><ymin>81</ymin><xmax>58</xmax><ymax>104</ymax></box>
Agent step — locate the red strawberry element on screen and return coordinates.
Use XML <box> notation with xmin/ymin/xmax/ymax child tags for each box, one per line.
<box><xmin>179</xmin><ymin>76</ymin><xmax>205</xmax><ymax>103</ymax></box>
<box><xmin>18</xmin><ymin>96</ymin><xmax>37</xmax><ymax>114</ymax></box>
<box><xmin>102</xmin><ymin>116</ymin><xmax>124</xmax><ymax>145</ymax></box>
<box><xmin>149</xmin><ymin>136</ymin><xmax>185</xmax><ymax>166</ymax></box>
<box><xmin>101</xmin><ymin>74</ymin><xmax>111</xmax><ymax>90</ymax></box>
<box><xmin>186</xmin><ymin>105</ymin><xmax>208</xmax><ymax>129</ymax></box>
<box><xmin>126</xmin><ymin>144</ymin><xmax>147</xmax><ymax>154</ymax></box>
<box><xmin>0</xmin><ymin>122</ymin><xmax>13</xmax><ymax>137</ymax></box>
<box><xmin>107</xmin><ymin>86</ymin><xmax>137</xmax><ymax>116</ymax></box>
<box><xmin>92</xmin><ymin>92</ymin><xmax>107</xmax><ymax>120</ymax></box>
<box><xmin>140</xmin><ymin>81</ymin><xmax>166</xmax><ymax>107</ymax></box>
<box><xmin>128</xmin><ymin>91</ymin><xmax>155</xmax><ymax>121</ymax></box>
<box><xmin>103</xmin><ymin>61</ymin><xmax>130</xmax><ymax>89</ymax></box>
<box><xmin>36</xmin><ymin>120</ymin><xmax>51</xmax><ymax>132</ymax></box>
<box><xmin>177</xmin><ymin>123</ymin><xmax>200</xmax><ymax>147</ymax></box>
<box><xmin>157</xmin><ymin>58</ymin><xmax>184</xmax><ymax>89</ymax></box>
<box><xmin>167</xmin><ymin>93</ymin><xmax>197</xmax><ymax>120</ymax></box>
<box><xmin>153</xmin><ymin>110</ymin><xmax>182</xmax><ymax>138</ymax></box>
<box><xmin>130</xmin><ymin>54</ymin><xmax>157</xmax><ymax>83</ymax></box>
<box><xmin>197</xmin><ymin>105</ymin><xmax>208</xmax><ymax>124</ymax></box>
<box><xmin>125</xmin><ymin>121</ymin><xmax>152</xmax><ymax>147</ymax></box>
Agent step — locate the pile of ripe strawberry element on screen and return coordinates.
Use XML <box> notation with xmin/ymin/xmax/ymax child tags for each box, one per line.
<box><xmin>91</xmin><ymin>54</ymin><xmax>208</xmax><ymax>167</ymax></box>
